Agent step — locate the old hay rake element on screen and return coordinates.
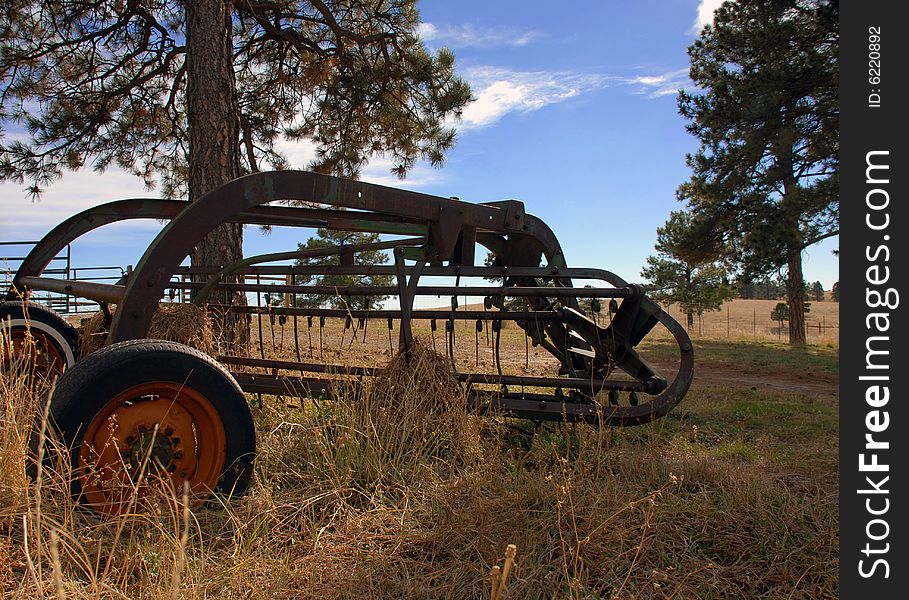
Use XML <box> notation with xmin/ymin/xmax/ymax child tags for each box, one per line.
<box><xmin>3</xmin><ymin>170</ymin><xmax>693</xmax><ymax>515</ymax></box>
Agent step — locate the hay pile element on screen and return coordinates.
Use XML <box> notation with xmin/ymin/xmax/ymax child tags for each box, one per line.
<box><xmin>307</xmin><ymin>338</ymin><xmax>480</xmax><ymax>488</ymax></box>
<box><xmin>78</xmin><ymin>303</ymin><xmax>215</xmax><ymax>357</ymax></box>
<box><xmin>372</xmin><ymin>338</ymin><xmax>462</xmax><ymax>414</ymax></box>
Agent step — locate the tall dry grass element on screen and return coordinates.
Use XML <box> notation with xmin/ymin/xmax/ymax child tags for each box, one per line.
<box><xmin>1</xmin><ymin>327</ymin><xmax>837</xmax><ymax>598</ymax></box>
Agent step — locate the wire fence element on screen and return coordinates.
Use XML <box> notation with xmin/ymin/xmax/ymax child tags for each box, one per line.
<box><xmin>1</xmin><ymin>240</ymin><xmax>126</xmax><ymax>314</ymax></box>
<box><xmin>659</xmin><ymin>299</ymin><xmax>839</xmax><ymax>343</ymax></box>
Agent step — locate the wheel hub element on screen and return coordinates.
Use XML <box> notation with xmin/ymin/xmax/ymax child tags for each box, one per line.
<box><xmin>6</xmin><ymin>327</ymin><xmax>65</xmax><ymax>377</ymax></box>
<box><xmin>125</xmin><ymin>424</ymin><xmax>184</xmax><ymax>473</ymax></box>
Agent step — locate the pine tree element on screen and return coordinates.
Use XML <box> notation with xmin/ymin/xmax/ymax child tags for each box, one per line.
<box><xmin>0</xmin><ymin>1</ymin><xmax>471</xmax><ymax>290</ymax></box>
<box><xmin>294</xmin><ymin>230</ymin><xmax>392</xmax><ymax>311</ymax></box>
<box><xmin>676</xmin><ymin>0</ymin><xmax>838</xmax><ymax>344</ymax></box>
<box><xmin>810</xmin><ymin>281</ymin><xmax>825</xmax><ymax>301</ymax></box>
<box><xmin>641</xmin><ymin>211</ymin><xmax>734</xmax><ymax>329</ymax></box>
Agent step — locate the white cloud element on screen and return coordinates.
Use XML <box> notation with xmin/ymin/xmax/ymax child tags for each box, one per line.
<box><xmin>417</xmin><ymin>22</ymin><xmax>541</xmax><ymax>48</ymax></box>
<box><xmin>622</xmin><ymin>68</ymin><xmax>692</xmax><ymax>98</ymax></box>
<box><xmin>0</xmin><ymin>169</ymin><xmax>157</xmax><ymax>240</ymax></box>
<box><xmin>457</xmin><ymin>67</ymin><xmax>611</xmax><ymax>129</ymax></box>
<box><xmin>450</xmin><ymin>66</ymin><xmax>692</xmax><ymax>129</ymax></box>
<box><xmin>692</xmin><ymin>0</ymin><xmax>725</xmax><ymax>34</ymax></box>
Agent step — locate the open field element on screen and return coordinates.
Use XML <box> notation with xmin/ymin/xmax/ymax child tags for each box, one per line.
<box><xmin>658</xmin><ymin>298</ymin><xmax>838</xmax><ymax>345</ymax></box>
<box><xmin>2</xmin><ymin>315</ymin><xmax>838</xmax><ymax>598</ymax></box>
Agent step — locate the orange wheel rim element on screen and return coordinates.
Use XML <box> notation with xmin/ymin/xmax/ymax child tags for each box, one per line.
<box><xmin>5</xmin><ymin>326</ymin><xmax>66</xmax><ymax>378</ymax></box>
<box><xmin>78</xmin><ymin>381</ymin><xmax>227</xmax><ymax>515</ymax></box>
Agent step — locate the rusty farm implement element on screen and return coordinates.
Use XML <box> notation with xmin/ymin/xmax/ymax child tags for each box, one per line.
<box><xmin>2</xmin><ymin>170</ymin><xmax>694</xmax><ymax>514</ymax></box>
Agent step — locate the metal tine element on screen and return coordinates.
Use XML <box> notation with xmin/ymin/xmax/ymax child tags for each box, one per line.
<box><xmin>484</xmin><ymin>296</ymin><xmax>492</xmax><ymax>347</ymax></box>
<box><xmin>267</xmin><ymin>295</ymin><xmax>277</xmax><ymax>356</ymax></box>
<box><xmin>449</xmin><ymin>294</ymin><xmax>457</xmax><ymax>367</ymax></box>
<box><xmin>362</xmin><ymin>300</ymin><xmax>370</xmax><ymax>343</ymax></box>
<box><xmin>319</xmin><ymin>315</ymin><xmax>325</xmax><ymax>359</ymax></box>
<box><xmin>387</xmin><ymin>317</ymin><xmax>394</xmax><ymax>353</ymax></box>
<box><xmin>475</xmin><ymin>319</ymin><xmax>482</xmax><ymax>367</ymax></box>
<box><xmin>293</xmin><ymin>314</ymin><xmax>302</xmax><ymax>362</ymax></box>
<box><xmin>307</xmin><ymin>316</ymin><xmax>313</xmax><ymax>358</ymax></box>
<box><xmin>430</xmin><ymin>318</ymin><xmax>437</xmax><ymax>352</ymax></box>
<box><xmin>493</xmin><ymin>320</ymin><xmax>503</xmax><ymax>379</ymax></box>
<box><xmin>256</xmin><ymin>274</ymin><xmax>265</xmax><ymax>360</ymax></box>
<box><xmin>446</xmin><ymin>318</ymin><xmax>455</xmax><ymax>368</ymax></box>
<box><xmin>279</xmin><ymin>314</ymin><xmax>286</xmax><ymax>351</ymax></box>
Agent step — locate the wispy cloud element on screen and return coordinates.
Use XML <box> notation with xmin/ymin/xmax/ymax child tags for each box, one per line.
<box><xmin>416</xmin><ymin>22</ymin><xmax>541</xmax><ymax>48</ymax></box>
<box><xmin>452</xmin><ymin>66</ymin><xmax>692</xmax><ymax>129</ymax></box>
<box><xmin>691</xmin><ymin>0</ymin><xmax>725</xmax><ymax>34</ymax></box>
<box><xmin>457</xmin><ymin>67</ymin><xmax>610</xmax><ymax>129</ymax></box>
<box><xmin>621</xmin><ymin>68</ymin><xmax>692</xmax><ymax>98</ymax></box>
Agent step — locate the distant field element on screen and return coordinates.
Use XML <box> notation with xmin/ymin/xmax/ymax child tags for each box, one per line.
<box><xmin>659</xmin><ymin>298</ymin><xmax>839</xmax><ymax>345</ymax></box>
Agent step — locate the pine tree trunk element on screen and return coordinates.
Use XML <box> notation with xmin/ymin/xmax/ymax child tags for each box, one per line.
<box><xmin>786</xmin><ymin>246</ymin><xmax>806</xmax><ymax>344</ymax></box>
<box><xmin>185</xmin><ymin>0</ymin><xmax>246</xmax><ymax>348</ymax></box>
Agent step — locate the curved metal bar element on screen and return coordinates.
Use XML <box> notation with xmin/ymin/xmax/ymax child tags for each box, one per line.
<box><xmin>192</xmin><ymin>236</ymin><xmax>425</xmax><ymax>304</ymax></box>
<box><xmin>110</xmin><ymin>170</ymin><xmax>523</xmax><ymax>342</ymax></box>
<box><xmin>7</xmin><ymin>199</ymin><xmax>186</xmax><ymax>300</ymax></box>
<box><xmin>599</xmin><ymin>299</ymin><xmax>694</xmax><ymax>426</ymax></box>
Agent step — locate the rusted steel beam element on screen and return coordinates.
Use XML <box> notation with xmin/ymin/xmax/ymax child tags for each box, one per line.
<box><xmin>207</xmin><ymin>305</ymin><xmax>562</xmax><ymax>321</ymax></box>
<box><xmin>220</xmin><ymin>355</ymin><xmax>379</xmax><ymax>376</ymax></box>
<box><xmin>16</xmin><ymin>276</ymin><xmax>125</xmax><ymax>304</ymax></box>
<box><xmin>172</xmin><ymin>282</ymin><xmax>635</xmax><ymax>298</ymax></box>
<box><xmin>218</xmin><ymin>355</ymin><xmax>656</xmax><ymax>393</ymax></box>
<box><xmin>229</xmin><ymin>373</ymin><xmax>334</xmax><ymax>397</ymax></box>
<box><xmin>174</xmin><ymin>265</ymin><xmax>629</xmax><ymax>280</ymax></box>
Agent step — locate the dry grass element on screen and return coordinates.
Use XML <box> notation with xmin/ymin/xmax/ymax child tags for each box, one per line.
<box><xmin>1</xmin><ymin>320</ymin><xmax>838</xmax><ymax>598</ymax></box>
<box><xmin>659</xmin><ymin>298</ymin><xmax>839</xmax><ymax>344</ymax></box>
<box><xmin>78</xmin><ymin>303</ymin><xmax>215</xmax><ymax>357</ymax></box>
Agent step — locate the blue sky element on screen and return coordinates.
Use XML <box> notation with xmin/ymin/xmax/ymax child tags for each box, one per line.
<box><xmin>0</xmin><ymin>0</ymin><xmax>839</xmax><ymax>289</ymax></box>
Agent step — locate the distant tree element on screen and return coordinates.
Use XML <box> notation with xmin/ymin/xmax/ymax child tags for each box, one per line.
<box><xmin>738</xmin><ymin>280</ymin><xmax>756</xmax><ymax>300</ymax></box>
<box><xmin>738</xmin><ymin>276</ymin><xmax>786</xmax><ymax>300</ymax></box>
<box><xmin>770</xmin><ymin>300</ymin><xmax>811</xmax><ymax>333</ymax></box>
<box><xmin>641</xmin><ymin>211</ymin><xmax>735</xmax><ymax>329</ymax></box>
<box><xmin>831</xmin><ymin>281</ymin><xmax>839</xmax><ymax>302</ymax></box>
<box><xmin>771</xmin><ymin>302</ymin><xmax>790</xmax><ymax>327</ymax></box>
<box><xmin>676</xmin><ymin>0</ymin><xmax>839</xmax><ymax>344</ymax></box>
<box><xmin>294</xmin><ymin>229</ymin><xmax>392</xmax><ymax>311</ymax></box>
<box><xmin>810</xmin><ymin>281</ymin><xmax>825</xmax><ymax>301</ymax></box>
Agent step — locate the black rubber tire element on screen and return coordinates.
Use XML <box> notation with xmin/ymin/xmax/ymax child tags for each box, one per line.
<box><xmin>0</xmin><ymin>300</ymin><xmax>79</xmax><ymax>370</ymax></box>
<box><xmin>42</xmin><ymin>339</ymin><xmax>255</xmax><ymax>512</ymax></box>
